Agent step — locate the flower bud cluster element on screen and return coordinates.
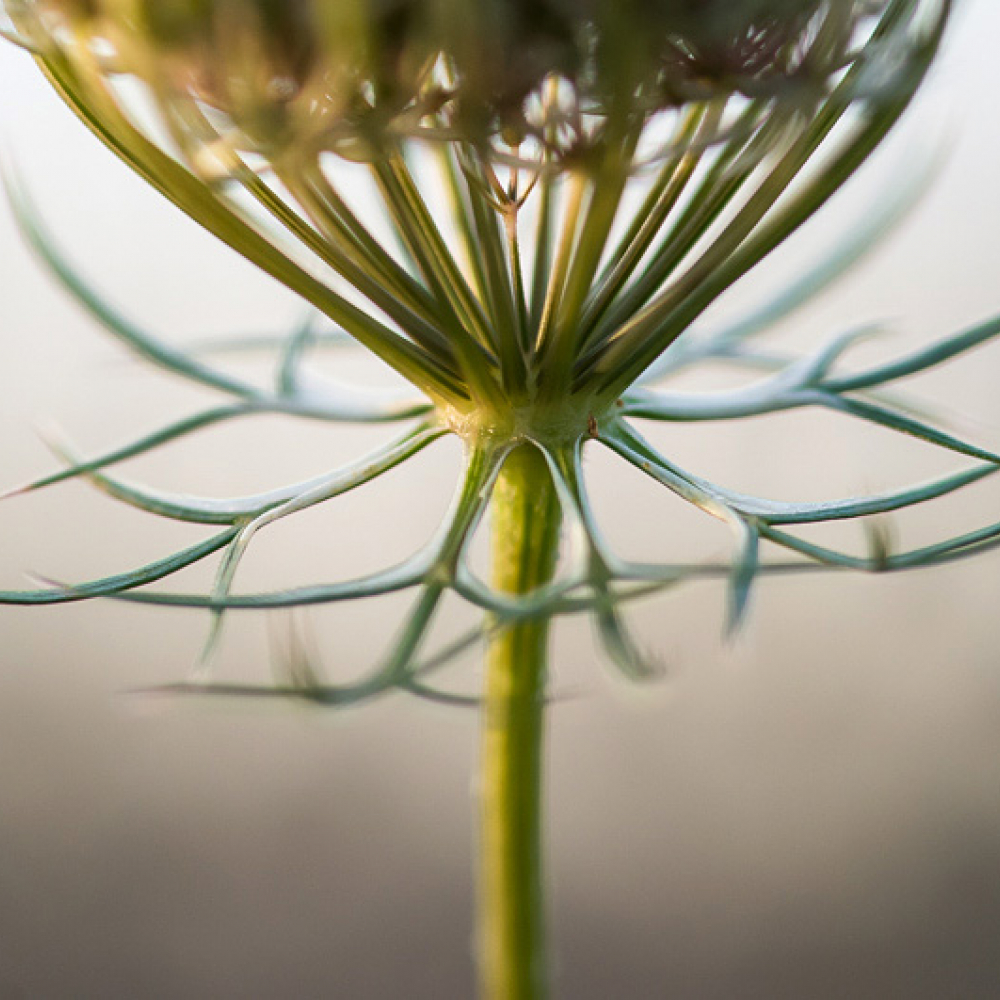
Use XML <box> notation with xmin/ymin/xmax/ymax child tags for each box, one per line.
<box><xmin>8</xmin><ymin>0</ymin><xmax>886</xmax><ymax>165</ymax></box>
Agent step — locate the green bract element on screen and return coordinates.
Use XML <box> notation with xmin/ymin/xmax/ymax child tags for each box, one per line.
<box><xmin>3</xmin><ymin>0</ymin><xmax>995</xmax><ymax>696</ymax></box>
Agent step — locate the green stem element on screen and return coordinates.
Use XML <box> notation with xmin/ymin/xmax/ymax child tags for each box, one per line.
<box><xmin>479</xmin><ymin>445</ymin><xmax>562</xmax><ymax>1000</ymax></box>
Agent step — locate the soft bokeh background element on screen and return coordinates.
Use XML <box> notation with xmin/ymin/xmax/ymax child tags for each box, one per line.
<box><xmin>2</xmin><ymin>5</ymin><xmax>1000</xmax><ymax>998</ymax></box>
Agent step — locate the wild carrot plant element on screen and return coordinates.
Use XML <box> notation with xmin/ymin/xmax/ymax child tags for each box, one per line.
<box><xmin>2</xmin><ymin>1</ymin><xmax>997</xmax><ymax>996</ymax></box>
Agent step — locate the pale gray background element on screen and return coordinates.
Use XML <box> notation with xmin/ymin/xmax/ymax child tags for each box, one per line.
<box><xmin>2</xmin><ymin>4</ymin><xmax>1000</xmax><ymax>998</ymax></box>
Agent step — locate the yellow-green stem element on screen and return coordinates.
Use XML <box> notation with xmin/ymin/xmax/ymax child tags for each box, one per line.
<box><xmin>479</xmin><ymin>444</ymin><xmax>562</xmax><ymax>1000</ymax></box>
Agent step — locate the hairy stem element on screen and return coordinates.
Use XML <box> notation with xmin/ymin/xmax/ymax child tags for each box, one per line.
<box><xmin>479</xmin><ymin>445</ymin><xmax>562</xmax><ymax>1000</ymax></box>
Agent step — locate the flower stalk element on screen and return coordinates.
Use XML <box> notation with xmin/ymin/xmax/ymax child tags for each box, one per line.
<box><xmin>480</xmin><ymin>445</ymin><xmax>561</xmax><ymax>1000</ymax></box>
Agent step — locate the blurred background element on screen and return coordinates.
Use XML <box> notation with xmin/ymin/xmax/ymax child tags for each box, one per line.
<box><xmin>2</xmin><ymin>4</ymin><xmax>1000</xmax><ymax>997</ymax></box>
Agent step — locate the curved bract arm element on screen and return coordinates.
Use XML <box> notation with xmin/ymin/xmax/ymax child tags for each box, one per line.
<box><xmin>5</xmin><ymin>266</ymin><xmax>1000</xmax><ymax>702</ymax></box>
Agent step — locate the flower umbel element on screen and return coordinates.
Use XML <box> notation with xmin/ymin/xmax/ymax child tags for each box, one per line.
<box><xmin>9</xmin><ymin>3</ymin><xmax>1000</xmax><ymax>997</ymax></box>
<box><xmin>3</xmin><ymin>0</ymin><xmax>996</xmax><ymax>693</ymax></box>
